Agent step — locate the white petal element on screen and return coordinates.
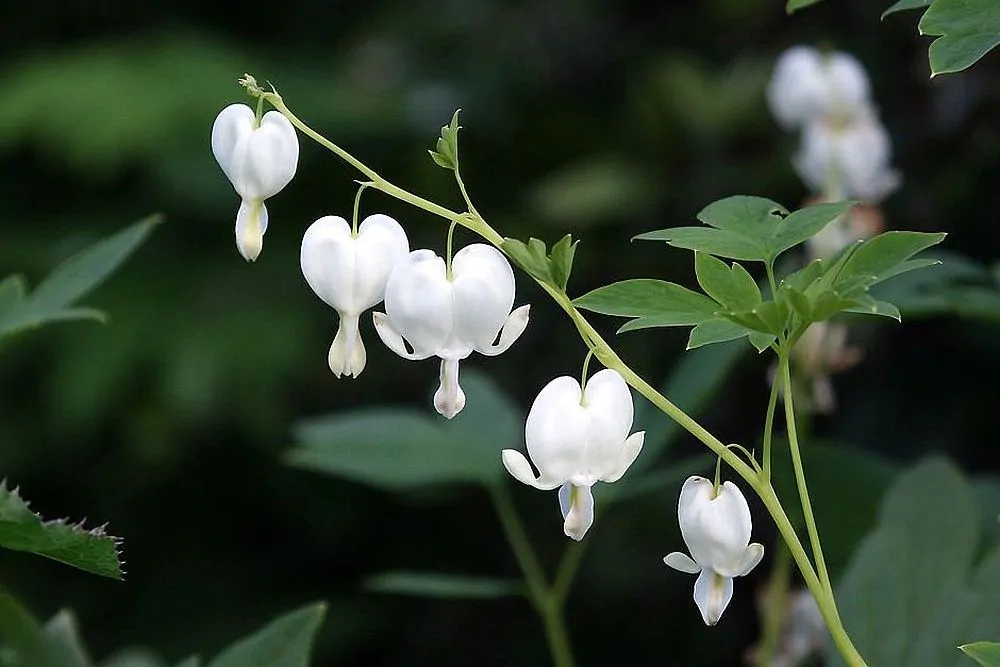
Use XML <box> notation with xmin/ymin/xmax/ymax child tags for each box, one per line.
<box><xmin>328</xmin><ymin>313</ymin><xmax>366</xmax><ymax>378</ymax></box>
<box><xmin>824</xmin><ymin>52</ymin><xmax>871</xmax><ymax>118</ymax></box>
<box><xmin>581</xmin><ymin>369</ymin><xmax>636</xmax><ymax>476</ymax></box>
<box><xmin>383</xmin><ymin>250</ymin><xmax>455</xmax><ymax>357</ymax></box>
<box><xmin>663</xmin><ymin>552</ymin><xmax>700</xmax><ymax>574</ymax></box>
<box><xmin>451</xmin><ymin>244</ymin><xmax>516</xmax><ymax>351</ymax></box>
<box><xmin>477</xmin><ymin>304</ymin><xmax>530</xmax><ymax>356</ymax></box>
<box><xmin>211</xmin><ymin>104</ymin><xmax>255</xmax><ymax>187</ymax></box>
<box><xmin>237</xmin><ymin>110</ymin><xmax>299</xmax><ymax>200</ymax></box>
<box><xmin>524</xmin><ymin>376</ymin><xmax>590</xmax><ymax>483</ymax></box>
<box><xmin>693</xmin><ymin>568</ymin><xmax>734</xmax><ymax>626</ymax></box>
<box><xmin>735</xmin><ymin>542</ymin><xmax>764</xmax><ymax>577</ymax></box>
<box><xmin>500</xmin><ymin>450</ymin><xmax>561</xmax><ymax>490</ymax></box>
<box><xmin>372</xmin><ymin>312</ymin><xmax>432</xmax><ymax>361</ymax></box>
<box><xmin>301</xmin><ymin>216</ymin><xmax>356</xmax><ymax>311</ymax></box>
<box><xmin>433</xmin><ymin>358</ymin><xmax>466</xmax><ymax>419</ymax></box>
<box><xmin>767</xmin><ymin>46</ymin><xmax>827</xmax><ymax>129</ymax></box>
<box><xmin>351</xmin><ymin>214</ymin><xmax>410</xmax><ymax>308</ymax></box>
<box><xmin>235</xmin><ymin>199</ymin><xmax>268</xmax><ymax>262</ymax></box>
<box><xmin>558</xmin><ymin>483</ymin><xmax>595</xmax><ymax>541</ymax></box>
<box><xmin>678</xmin><ymin>478</ymin><xmax>755</xmax><ymax>577</ymax></box>
<box><xmin>600</xmin><ymin>430</ymin><xmax>644</xmax><ymax>483</ymax></box>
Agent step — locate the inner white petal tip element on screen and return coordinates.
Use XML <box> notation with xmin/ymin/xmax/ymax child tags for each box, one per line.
<box><xmin>328</xmin><ymin>314</ymin><xmax>366</xmax><ymax>379</ymax></box>
<box><xmin>433</xmin><ymin>359</ymin><xmax>466</xmax><ymax>418</ymax></box>
<box><xmin>559</xmin><ymin>483</ymin><xmax>594</xmax><ymax>541</ymax></box>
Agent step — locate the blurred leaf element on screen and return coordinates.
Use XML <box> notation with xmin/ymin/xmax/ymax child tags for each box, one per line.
<box><xmin>884</xmin><ymin>0</ymin><xmax>932</xmax><ymax>17</ymax></box>
<box><xmin>786</xmin><ymin>0</ymin><xmax>825</xmax><ymax>12</ymax></box>
<box><xmin>365</xmin><ymin>572</ymin><xmax>523</xmax><ymax>599</ymax></box>
<box><xmin>608</xmin><ymin>454</ymin><xmax>713</xmax><ymax>503</ymax></box>
<box><xmin>0</xmin><ymin>481</ymin><xmax>123</xmax><ymax>579</ymax></box>
<box><xmin>99</xmin><ymin>649</ymin><xmax>166</xmax><ymax>667</ymax></box>
<box><xmin>526</xmin><ymin>157</ymin><xmax>656</xmax><ymax>227</ymax></box>
<box><xmin>574</xmin><ymin>279</ymin><xmax>718</xmax><ymax>332</ymax></box>
<box><xmin>0</xmin><ymin>594</ymin><xmax>88</xmax><ymax>667</ymax></box>
<box><xmin>0</xmin><ymin>216</ymin><xmax>160</xmax><ymax>344</ymax></box>
<box><xmin>961</xmin><ymin>643</ymin><xmax>1000</xmax><ymax>666</ymax></box>
<box><xmin>207</xmin><ymin>604</ymin><xmax>325</xmax><ymax>667</ymax></box>
<box><xmin>288</xmin><ymin>369</ymin><xmax>513</xmax><ymax>491</ymax></box>
<box><xmin>43</xmin><ymin>612</ymin><xmax>92</xmax><ymax>667</ymax></box>
<box><xmin>918</xmin><ymin>0</ymin><xmax>1000</xmax><ymax>76</ymax></box>
<box><xmin>630</xmin><ymin>339</ymin><xmax>746</xmax><ymax>472</ymax></box>
<box><xmin>830</xmin><ymin>458</ymin><xmax>1000</xmax><ymax>667</ymax></box>
<box><xmin>171</xmin><ymin>659</ymin><xmax>200</xmax><ymax>667</ymax></box>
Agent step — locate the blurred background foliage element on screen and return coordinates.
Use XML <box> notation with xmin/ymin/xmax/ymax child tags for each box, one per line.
<box><xmin>0</xmin><ymin>0</ymin><xmax>999</xmax><ymax>664</ymax></box>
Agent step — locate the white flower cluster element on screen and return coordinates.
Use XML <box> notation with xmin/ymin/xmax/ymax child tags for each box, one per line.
<box><xmin>211</xmin><ymin>100</ymin><xmax>763</xmax><ymax>628</ymax></box>
<box><xmin>767</xmin><ymin>46</ymin><xmax>900</xmax><ymax>205</ymax></box>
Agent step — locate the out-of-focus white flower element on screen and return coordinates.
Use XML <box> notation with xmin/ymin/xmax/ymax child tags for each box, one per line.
<box><xmin>211</xmin><ymin>103</ymin><xmax>299</xmax><ymax>261</ymax></box>
<box><xmin>767</xmin><ymin>46</ymin><xmax>870</xmax><ymax>129</ymax></box>
<box><xmin>301</xmin><ymin>214</ymin><xmax>410</xmax><ymax>378</ymax></box>
<box><xmin>805</xmin><ymin>200</ymin><xmax>884</xmax><ymax>261</ymax></box>
<box><xmin>790</xmin><ymin>321</ymin><xmax>863</xmax><ymax>414</ymax></box>
<box><xmin>793</xmin><ymin>110</ymin><xmax>901</xmax><ymax>203</ymax></box>
<box><xmin>664</xmin><ymin>476</ymin><xmax>764</xmax><ymax>625</ymax></box>
<box><xmin>501</xmin><ymin>369</ymin><xmax>644</xmax><ymax>541</ymax></box>
<box><xmin>750</xmin><ymin>588</ymin><xmax>827</xmax><ymax>667</ymax></box>
<box><xmin>374</xmin><ymin>243</ymin><xmax>529</xmax><ymax>418</ymax></box>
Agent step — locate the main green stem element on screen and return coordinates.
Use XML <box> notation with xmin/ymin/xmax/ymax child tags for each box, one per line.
<box><xmin>262</xmin><ymin>91</ymin><xmax>866</xmax><ymax>667</ymax></box>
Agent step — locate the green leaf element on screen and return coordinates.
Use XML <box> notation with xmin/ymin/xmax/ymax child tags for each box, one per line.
<box><xmin>686</xmin><ymin>319</ymin><xmax>751</xmax><ymax>349</ymax></box>
<box><xmin>883</xmin><ymin>0</ymin><xmax>932</xmax><ymax>18</ymax></box>
<box><xmin>549</xmin><ymin>234</ymin><xmax>579</xmax><ymax>290</ymax></box>
<box><xmin>961</xmin><ymin>643</ymin><xmax>1000</xmax><ymax>667</ymax></box>
<box><xmin>43</xmin><ymin>611</ymin><xmax>93</xmax><ymax>667</ymax></box>
<box><xmin>787</xmin><ymin>0</ymin><xmax>826</xmax><ymax>12</ymax></box>
<box><xmin>771</xmin><ymin>201</ymin><xmax>857</xmax><ymax>258</ymax></box>
<box><xmin>836</xmin><ymin>231</ymin><xmax>947</xmax><ymax>291</ymax></box>
<box><xmin>287</xmin><ymin>369</ymin><xmax>514</xmax><ymax>490</ymax></box>
<box><xmin>0</xmin><ymin>215</ymin><xmax>161</xmax><ymax>342</ymax></box>
<box><xmin>0</xmin><ymin>594</ymin><xmax>88</xmax><ymax>667</ymax></box>
<box><xmin>100</xmin><ymin>649</ymin><xmax>167</xmax><ymax>667</ymax></box>
<box><xmin>635</xmin><ymin>226</ymin><xmax>765</xmax><ymax>262</ymax></box>
<box><xmin>697</xmin><ymin>195</ymin><xmax>787</xmax><ymax>233</ymax></box>
<box><xmin>207</xmin><ymin>604</ymin><xmax>325</xmax><ymax>667</ymax></box>
<box><xmin>606</xmin><ymin>454</ymin><xmax>713</xmax><ymax>503</ymax></box>
<box><xmin>694</xmin><ymin>253</ymin><xmax>761</xmax><ymax>311</ymax></box>
<box><xmin>831</xmin><ymin>458</ymin><xmax>991</xmax><ymax>667</ymax></box>
<box><xmin>365</xmin><ymin>572</ymin><xmax>523</xmax><ymax>599</ymax></box>
<box><xmin>172</xmin><ymin>658</ymin><xmax>200</xmax><ymax>667</ymax></box>
<box><xmin>844</xmin><ymin>296</ymin><xmax>902</xmax><ymax>321</ymax></box>
<box><xmin>919</xmin><ymin>0</ymin><xmax>1000</xmax><ymax>76</ymax></box>
<box><xmin>0</xmin><ymin>481</ymin><xmax>123</xmax><ymax>579</ymax></box>
<box><xmin>574</xmin><ymin>279</ymin><xmax>719</xmax><ymax>332</ymax></box>
<box><xmin>428</xmin><ymin>109</ymin><xmax>461</xmax><ymax>170</ymax></box>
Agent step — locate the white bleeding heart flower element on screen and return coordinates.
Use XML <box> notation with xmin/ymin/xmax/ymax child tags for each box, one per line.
<box><xmin>301</xmin><ymin>214</ymin><xmax>410</xmax><ymax>378</ymax></box>
<box><xmin>767</xmin><ymin>46</ymin><xmax>871</xmax><ymax>129</ymax></box>
<box><xmin>373</xmin><ymin>243</ymin><xmax>529</xmax><ymax>418</ymax></box>
<box><xmin>501</xmin><ymin>369</ymin><xmax>645</xmax><ymax>541</ymax></box>
<box><xmin>663</xmin><ymin>476</ymin><xmax>764</xmax><ymax>626</ymax></box>
<box><xmin>793</xmin><ymin>110</ymin><xmax>900</xmax><ymax>203</ymax></box>
<box><xmin>211</xmin><ymin>103</ymin><xmax>299</xmax><ymax>261</ymax></box>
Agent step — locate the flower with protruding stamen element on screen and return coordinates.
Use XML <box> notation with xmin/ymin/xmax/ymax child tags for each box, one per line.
<box><xmin>501</xmin><ymin>369</ymin><xmax>645</xmax><ymax>541</ymax></box>
<box><xmin>373</xmin><ymin>243</ymin><xmax>529</xmax><ymax>418</ymax></box>
<box><xmin>301</xmin><ymin>214</ymin><xmax>410</xmax><ymax>378</ymax></box>
<box><xmin>663</xmin><ymin>476</ymin><xmax>764</xmax><ymax>625</ymax></box>
<box><xmin>211</xmin><ymin>103</ymin><xmax>299</xmax><ymax>261</ymax></box>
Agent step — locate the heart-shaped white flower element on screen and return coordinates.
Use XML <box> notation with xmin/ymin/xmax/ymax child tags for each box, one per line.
<box><xmin>663</xmin><ymin>476</ymin><xmax>764</xmax><ymax>625</ymax></box>
<box><xmin>373</xmin><ymin>243</ymin><xmax>529</xmax><ymax>418</ymax></box>
<box><xmin>301</xmin><ymin>214</ymin><xmax>410</xmax><ymax>378</ymax></box>
<box><xmin>211</xmin><ymin>103</ymin><xmax>299</xmax><ymax>261</ymax></box>
<box><xmin>767</xmin><ymin>46</ymin><xmax>870</xmax><ymax>129</ymax></box>
<box><xmin>502</xmin><ymin>368</ymin><xmax>645</xmax><ymax>541</ymax></box>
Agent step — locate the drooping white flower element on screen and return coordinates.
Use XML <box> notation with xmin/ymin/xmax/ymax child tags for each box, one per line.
<box><xmin>663</xmin><ymin>476</ymin><xmax>764</xmax><ymax>625</ymax></box>
<box><xmin>211</xmin><ymin>103</ymin><xmax>299</xmax><ymax>261</ymax></box>
<box><xmin>767</xmin><ymin>46</ymin><xmax>870</xmax><ymax>129</ymax></box>
<box><xmin>373</xmin><ymin>243</ymin><xmax>529</xmax><ymax>418</ymax></box>
<box><xmin>793</xmin><ymin>110</ymin><xmax>900</xmax><ymax>203</ymax></box>
<box><xmin>501</xmin><ymin>369</ymin><xmax>645</xmax><ymax>541</ymax></box>
<box><xmin>301</xmin><ymin>214</ymin><xmax>410</xmax><ymax>378</ymax></box>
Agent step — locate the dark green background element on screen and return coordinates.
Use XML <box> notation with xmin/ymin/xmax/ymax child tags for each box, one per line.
<box><xmin>1</xmin><ymin>0</ymin><xmax>998</xmax><ymax>664</ymax></box>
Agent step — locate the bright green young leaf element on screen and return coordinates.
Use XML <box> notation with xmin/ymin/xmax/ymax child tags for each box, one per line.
<box><xmin>574</xmin><ymin>279</ymin><xmax>719</xmax><ymax>332</ymax></box>
<box><xmin>830</xmin><ymin>458</ymin><xmax>1000</xmax><ymax>667</ymax></box>
<box><xmin>686</xmin><ymin>319</ymin><xmax>752</xmax><ymax>349</ymax></box>
<box><xmin>502</xmin><ymin>234</ymin><xmax>579</xmax><ymax>290</ymax></box>
<box><xmin>961</xmin><ymin>642</ymin><xmax>1000</xmax><ymax>667</ymax></box>
<box><xmin>787</xmin><ymin>0</ymin><xmax>826</xmax><ymax>12</ymax></box>
<box><xmin>919</xmin><ymin>0</ymin><xmax>1000</xmax><ymax>76</ymax></box>
<box><xmin>0</xmin><ymin>481</ymin><xmax>123</xmax><ymax>579</ymax></box>
<box><xmin>428</xmin><ymin>109</ymin><xmax>461</xmax><ymax>170</ymax></box>
<box><xmin>694</xmin><ymin>253</ymin><xmax>761</xmax><ymax>311</ymax></box>
<box><xmin>0</xmin><ymin>594</ymin><xmax>89</xmax><ymax>667</ymax></box>
<box><xmin>365</xmin><ymin>572</ymin><xmax>524</xmax><ymax>599</ymax></box>
<box><xmin>287</xmin><ymin>370</ymin><xmax>515</xmax><ymax>490</ymax></box>
<box><xmin>883</xmin><ymin>0</ymin><xmax>932</xmax><ymax>18</ymax></box>
<box><xmin>207</xmin><ymin>604</ymin><xmax>326</xmax><ymax>667</ymax></box>
<box><xmin>549</xmin><ymin>234</ymin><xmax>579</xmax><ymax>290</ymax></box>
<box><xmin>0</xmin><ymin>215</ymin><xmax>161</xmax><ymax>343</ymax></box>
